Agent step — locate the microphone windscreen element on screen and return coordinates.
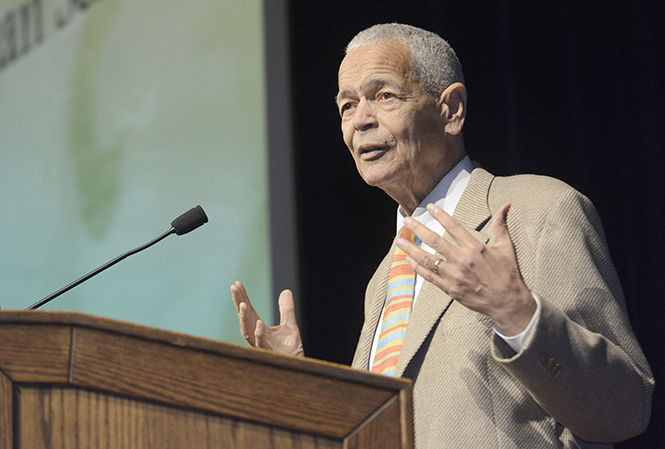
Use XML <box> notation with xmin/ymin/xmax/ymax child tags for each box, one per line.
<box><xmin>171</xmin><ymin>205</ymin><xmax>209</xmax><ymax>235</ymax></box>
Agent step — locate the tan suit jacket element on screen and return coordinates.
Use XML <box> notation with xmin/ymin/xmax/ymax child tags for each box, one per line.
<box><xmin>352</xmin><ymin>168</ymin><xmax>654</xmax><ymax>448</ymax></box>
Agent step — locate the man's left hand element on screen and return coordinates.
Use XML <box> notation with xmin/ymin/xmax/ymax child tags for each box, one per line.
<box><xmin>397</xmin><ymin>203</ymin><xmax>536</xmax><ymax>336</ymax></box>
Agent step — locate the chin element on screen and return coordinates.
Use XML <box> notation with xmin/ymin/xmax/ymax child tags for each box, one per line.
<box><xmin>359</xmin><ymin>169</ymin><xmax>399</xmax><ymax>189</ymax></box>
<box><xmin>355</xmin><ymin>157</ymin><xmax>404</xmax><ymax>188</ymax></box>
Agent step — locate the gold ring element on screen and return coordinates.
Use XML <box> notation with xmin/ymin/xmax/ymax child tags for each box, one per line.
<box><xmin>433</xmin><ymin>258</ymin><xmax>443</xmax><ymax>274</ymax></box>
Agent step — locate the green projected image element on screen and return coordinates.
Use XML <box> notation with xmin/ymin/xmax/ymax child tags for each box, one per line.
<box><xmin>0</xmin><ymin>0</ymin><xmax>271</xmax><ymax>344</ymax></box>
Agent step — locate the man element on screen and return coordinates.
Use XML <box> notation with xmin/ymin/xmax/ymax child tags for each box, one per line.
<box><xmin>231</xmin><ymin>24</ymin><xmax>654</xmax><ymax>448</ymax></box>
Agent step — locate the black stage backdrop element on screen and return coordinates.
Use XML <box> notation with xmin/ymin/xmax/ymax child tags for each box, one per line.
<box><xmin>286</xmin><ymin>2</ymin><xmax>664</xmax><ymax>447</ymax></box>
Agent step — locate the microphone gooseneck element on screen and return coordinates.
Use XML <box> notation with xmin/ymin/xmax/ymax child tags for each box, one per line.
<box><xmin>27</xmin><ymin>205</ymin><xmax>208</xmax><ymax>310</ymax></box>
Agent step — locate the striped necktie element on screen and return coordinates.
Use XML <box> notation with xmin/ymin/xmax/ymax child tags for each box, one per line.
<box><xmin>371</xmin><ymin>226</ymin><xmax>418</xmax><ymax>376</ymax></box>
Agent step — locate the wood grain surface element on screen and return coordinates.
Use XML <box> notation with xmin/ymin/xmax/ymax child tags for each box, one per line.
<box><xmin>0</xmin><ymin>370</ymin><xmax>12</xmax><ymax>448</ymax></box>
<box><xmin>0</xmin><ymin>324</ymin><xmax>71</xmax><ymax>383</ymax></box>
<box><xmin>0</xmin><ymin>311</ymin><xmax>414</xmax><ymax>449</ymax></box>
<box><xmin>69</xmin><ymin>326</ymin><xmax>395</xmax><ymax>438</ymax></box>
<box><xmin>17</xmin><ymin>386</ymin><xmax>341</xmax><ymax>449</ymax></box>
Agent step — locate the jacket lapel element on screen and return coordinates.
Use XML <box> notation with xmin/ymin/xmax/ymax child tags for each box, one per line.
<box><xmin>394</xmin><ymin>167</ymin><xmax>494</xmax><ymax>377</ymax></box>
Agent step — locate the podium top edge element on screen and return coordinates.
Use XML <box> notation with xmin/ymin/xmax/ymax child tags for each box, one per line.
<box><xmin>0</xmin><ymin>310</ymin><xmax>411</xmax><ymax>391</ymax></box>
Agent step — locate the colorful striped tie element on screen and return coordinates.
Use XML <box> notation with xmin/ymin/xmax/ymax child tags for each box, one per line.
<box><xmin>372</xmin><ymin>226</ymin><xmax>418</xmax><ymax>376</ymax></box>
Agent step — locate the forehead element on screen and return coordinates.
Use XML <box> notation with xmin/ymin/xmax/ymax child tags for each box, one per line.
<box><xmin>337</xmin><ymin>40</ymin><xmax>414</xmax><ymax>94</ymax></box>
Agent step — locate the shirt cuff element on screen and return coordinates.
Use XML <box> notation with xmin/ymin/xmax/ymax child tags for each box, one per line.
<box><xmin>493</xmin><ymin>293</ymin><xmax>541</xmax><ymax>353</ymax></box>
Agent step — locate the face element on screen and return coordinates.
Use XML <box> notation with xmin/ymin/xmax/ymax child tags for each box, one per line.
<box><xmin>336</xmin><ymin>40</ymin><xmax>449</xmax><ymax>204</ymax></box>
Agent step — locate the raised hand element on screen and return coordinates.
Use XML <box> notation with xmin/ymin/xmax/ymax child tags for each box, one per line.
<box><xmin>230</xmin><ymin>281</ymin><xmax>304</xmax><ymax>357</ymax></box>
<box><xmin>397</xmin><ymin>203</ymin><xmax>536</xmax><ymax>336</ymax></box>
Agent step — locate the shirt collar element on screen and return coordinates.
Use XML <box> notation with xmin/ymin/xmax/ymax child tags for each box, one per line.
<box><xmin>396</xmin><ymin>156</ymin><xmax>473</xmax><ymax>235</ymax></box>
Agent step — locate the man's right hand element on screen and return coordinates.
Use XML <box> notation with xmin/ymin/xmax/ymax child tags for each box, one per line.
<box><xmin>230</xmin><ymin>281</ymin><xmax>304</xmax><ymax>357</ymax></box>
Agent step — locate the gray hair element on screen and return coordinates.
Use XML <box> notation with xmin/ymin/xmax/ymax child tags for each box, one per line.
<box><xmin>346</xmin><ymin>23</ymin><xmax>464</xmax><ymax>99</ymax></box>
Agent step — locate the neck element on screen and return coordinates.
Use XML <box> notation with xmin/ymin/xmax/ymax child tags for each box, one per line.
<box><xmin>395</xmin><ymin>148</ymin><xmax>466</xmax><ymax>216</ymax></box>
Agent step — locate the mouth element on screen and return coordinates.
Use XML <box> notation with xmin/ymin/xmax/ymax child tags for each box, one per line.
<box><xmin>358</xmin><ymin>145</ymin><xmax>392</xmax><ymax>161</ymax></box>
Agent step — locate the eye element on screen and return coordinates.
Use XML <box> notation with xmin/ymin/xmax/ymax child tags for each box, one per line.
<box><xmin>378</xmin><ymin>92</ymin><xmax>396</xmax><ymax>101</ymax></box>
<box><xmin>340</xmin><ymin>102</ymin><xmax>356</xmax><ymax>115</ymax></box>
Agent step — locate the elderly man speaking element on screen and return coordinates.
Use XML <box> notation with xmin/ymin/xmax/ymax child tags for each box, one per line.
<box><xmin>231</xmin><ymin>23</ymin><xmax>654</xmax><ymax>448</ymax></box>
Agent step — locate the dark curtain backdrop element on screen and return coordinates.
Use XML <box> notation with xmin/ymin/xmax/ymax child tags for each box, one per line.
<box><xmin>286</xmin><ymin>2</ymin><xmax>664</xmax><ymax>447</ymax></box>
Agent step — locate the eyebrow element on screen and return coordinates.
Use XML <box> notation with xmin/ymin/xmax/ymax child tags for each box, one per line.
<box><xmin>335</xmin><ymin>77</ymin><xmax>401</xmax><ymax>106</ymax></box>
<box><xmin>335</xmin><ymin>89</ymin><xmax>354</xmax><ymax>106</ymax></box>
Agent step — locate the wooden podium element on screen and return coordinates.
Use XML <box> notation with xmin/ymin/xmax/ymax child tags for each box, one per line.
<box><xmin>0</xmin><ymin>311</ymin><xmax>413</xmax><ymax>449</ymax></box>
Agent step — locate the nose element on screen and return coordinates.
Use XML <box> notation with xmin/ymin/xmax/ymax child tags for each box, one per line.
<box><xmin>352</xmin><ymin>98</ymin><xmax>378</xmax><ymax>132</ymax></box>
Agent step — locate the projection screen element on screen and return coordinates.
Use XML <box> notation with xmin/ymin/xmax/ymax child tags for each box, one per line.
<box><xmin>0</xmin><ymin>0</ymin><xmax>272</xmax><ymax>344</ymax></box>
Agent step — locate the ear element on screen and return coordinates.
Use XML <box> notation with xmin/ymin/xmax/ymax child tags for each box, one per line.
<box><xmin>436</xmin><ymin>82</ymin><xmax>467</xmax><ymax>136</ymax></box>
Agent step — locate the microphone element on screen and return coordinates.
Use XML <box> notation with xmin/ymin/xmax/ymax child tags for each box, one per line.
<box><xmin>27</xmin><ymin>205</ymin><xmax>209</xmax><ymax>310</ymax></box>
<box><xmin>171</xmin><ymin>205</ymin><xmax>208</xmax><ymax>235</ymax></box>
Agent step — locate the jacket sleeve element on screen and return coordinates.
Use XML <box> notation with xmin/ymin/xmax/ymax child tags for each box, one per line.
<box><xmin>490</xmin><ymin>188</ymin><xmax>654</xmax><ymax>443</ymax></box>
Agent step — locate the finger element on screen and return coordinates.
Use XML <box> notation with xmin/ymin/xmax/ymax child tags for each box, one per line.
<box><xmin>238</xmin><ymin>302</ymin><xmax>256</xmax><ymax>345</ymax></box>
<box><xmin>254</xmin><ymin>319</ymin><xmax>269</xmax><ymax>349</ymax></box>
<box><xmin>278</xmin><ymin>289</ymin><xmax>298</xmax><ymax>327</ymax></box>
<box><xmin>230</xmin><ymin>280</ymin><xmax>249</xmax><ymax>313</ymax></box>
<box><xmin>407</xmin><ymin>255</ymin><xmax>482</xmax><ymax>304</ymax></box>
<box><xmin>232</xmin><ymin>281</ymin><xmax>259</xmax><ymax>320</ymax></box>
<box><xmin>398</xmin><ymin>238</ymin><xmax>443</xmax><ymax>274</ymax></box>
<box><xmin>406</xmin><ymin>255</ymin><xmax>456</xmax><ymax>296</ymax></box>
<box><xmin>426</xmin><ymin>203</ymin><xmax>478</xmax><ymax>247</ymax></box>
<box><xmin>491</xmin><ymin>203</ymin><xmax>511</xmax><ymax>245</ymax></box>
<box><xmin>402</xmin><ymin>216</ymin><xmax>455</xmax><ymax>258</ymax></box>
